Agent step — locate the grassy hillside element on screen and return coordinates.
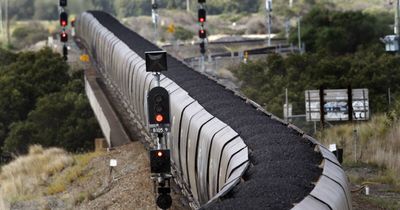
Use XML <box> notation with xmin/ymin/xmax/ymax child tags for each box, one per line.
<box><xmin>0</xmin><ymin>145</ymin><xmax>100</xmax><ymax>207</ymax></box>
<box><xmin>0</xmin><ymin>143</ymin><xmax>186</xmax><ymax>210</ymax></box>
<box><xmin>318</xmin><ymin>113</ymin><xmax>400</xmax><ymax>209</ymax></box>
<box><xmin>319</xmin><ymin>115</ymin><xmax>399</xmax><ymax>170</ymax></box>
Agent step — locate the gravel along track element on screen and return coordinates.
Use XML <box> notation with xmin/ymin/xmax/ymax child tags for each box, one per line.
<box><xmin>88</xmin><ymin>11</ymin><xmax>323</xmax><ymax>210</ymax></box>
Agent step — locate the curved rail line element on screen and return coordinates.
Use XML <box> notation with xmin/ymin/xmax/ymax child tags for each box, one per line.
<box><xmin>76</xmin><ymin>11</ymin><xmax>351</xmax><ymax>210</ymax></box>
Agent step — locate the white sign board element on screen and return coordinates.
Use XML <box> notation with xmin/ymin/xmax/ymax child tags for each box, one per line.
<box><xmin>110</xmin><ymin>159</ymin><xmax>117</xmax><ymax>167</ymax></box>
<box><xmin>329</xmin><ymin>144</ymin><xmax>337</xmax><ymax>152</ymax></box>
<box><xmin>305</xmin><ymin>89</ymin><xmax>369</xmax><ymax>122</ymax></box>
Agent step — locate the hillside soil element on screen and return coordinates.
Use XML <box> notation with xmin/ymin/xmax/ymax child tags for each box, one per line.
<box><xmin>10</xmin><ymin>142</ymin><xmax>188</xmax><ymax>210</ymax></box>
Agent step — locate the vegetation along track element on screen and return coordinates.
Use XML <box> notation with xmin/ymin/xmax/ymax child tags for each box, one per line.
<box><xmin>80</xmin><ymin>10</ymin><xmax>326</xmax><ymax>209</ymax></box>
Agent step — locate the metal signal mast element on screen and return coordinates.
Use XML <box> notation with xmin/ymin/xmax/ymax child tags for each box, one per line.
<box><xmin>265</xmin><ymin>0</ymin><xmax>272</xmax><ymax>46</ymax></box>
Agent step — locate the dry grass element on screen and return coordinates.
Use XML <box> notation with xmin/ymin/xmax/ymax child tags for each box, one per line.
<box><xmin>0</xmin><ymin>145</ymin><xmax>74</xmax><ymax>203</ymax></box>
<box><xmin>319</xmin><ymin>115</ymin><xmax>400</xmax><ymax>186</ymax></box>
<box><xmin>46</xmin><ymin>152</ymin><xmax>101</xmax><ymax>195</ymax></box>
<box><xmin>0</xmin><ymin>145</ymin><xmax>102</xmax><ymax>207</ymax></box>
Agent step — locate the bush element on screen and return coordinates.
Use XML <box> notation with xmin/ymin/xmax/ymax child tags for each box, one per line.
<box><xmin>12</xmin><ymin>23</ymin><xmax>49</xmax><ymax>49</ymax></box>
<box><xmin>290</xmin><ymin>7</ymin><xmax>392</xmax><ymax>55</ymax></box>
<box><xmin>0</xmin><ymin>49</ymin><xmax>100</xmax><ymax>155</ymax></box>
<box><xmin>174</xmin><ymin>26</ymin><xmax>194</xmax><ymax>41</ymax></box>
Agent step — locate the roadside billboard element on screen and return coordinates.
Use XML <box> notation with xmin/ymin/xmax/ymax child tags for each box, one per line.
<box><xmin>305</xmin><ymin>89</ymin><xmax>369</xmax><ymax>122</ymax></box>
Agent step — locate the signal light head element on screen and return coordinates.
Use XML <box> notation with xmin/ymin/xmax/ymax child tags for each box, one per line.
<box><xmin>155</xmin><ymin>114</ymin><xmax>164</xmax><ymax>123</ymax></box>
<box><xmin>157</xmin><ymin>151</ymin><xmax>163</xmax><ymax>157</ymax></box>
<box><xmin>150</xmin><ymin>149</ymin><xmax>171</xmax><ymax>174</ymax></box>
<box><xmin>198</xmin><ymin>8</ymin><xmax>206</xmax><ymax>23</ymax></box>
<box><xmin>147</xmin><ymin>86</ymin><xmax>170</xmax><ymax>126</ymax></box>
<box><xmin>60</xmin><ymin>0</ymin><xmax>67</xmax><ymax>7</ymax></box>
<box><xmin>60</xmin><ymin>32</ymin><xmax>68</xmax><ymax>42</ymax></box>
<box><xmin>199</xmin><ymin>29</ymin><xmax>206</xmax><ymax>39</ymax></box>
<box><xmin>60</xmin><ymin>12</ymin><xmax>68</xmax><ymax>27</ymax></box>
<box><xmin>155</xmin><ymin>105</ymin><xmax>163</xmax><ymax>112</ymax></box>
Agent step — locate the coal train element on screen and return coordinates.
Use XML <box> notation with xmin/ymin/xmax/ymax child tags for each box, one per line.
<box><xmin>76</xmin><ymin>11</ymin><xmax>352</xmax><ymax>210</ymax></box>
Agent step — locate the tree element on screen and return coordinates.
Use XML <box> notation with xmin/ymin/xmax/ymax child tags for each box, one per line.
<box><xmin>233</xmin><ymin>48</ymin><xmax>400</xmax><ymax>118</ymax></box>
<box><xmin>290</xmin><ymin>7</ymin><xmax>392</xmax><ymax>55</ymax></box>
<box><xmin>33</xmin><ymin>0</ymin><xmax>58</xmax><ymax>20</ymax></box>
<box><xmin>0</xmin><ymin>48</ymin><xmax>100</xmax><ymax>155</ymax></box>
<box><xmin>92</xmin><ymin>0</ymin><xmax>116</xmax><ymax>15</ymax></box>
<box><xmin>8</xmin><ymin>0</ymin><xmax>34</xmax><ymax>20</ymax></box>
<box><xmin>0</xmin><ymin>49</ymin><xmax>17</xmax><ymax>65</ymax></box>
<box><xmin>3</xmin><ymin>75</ymin><xmax>101</xmax><ymax>154</ymax></box>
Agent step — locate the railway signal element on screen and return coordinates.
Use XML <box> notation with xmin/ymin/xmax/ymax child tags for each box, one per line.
<box><xmin>60</xmin><ymin>12</ymin><xmax>68</xmax><ymax>27</ymax></box>
<box><xmin>199</xmin><ymin>29</ymin><xmax>206</xmax><ymax>39</ymax></box>
<box><xmin>198</xmin><ymin>8</ymin><xmax>206</xmax><ymax>23</ymax></box>
<box><xmin>147</xmin><ymin>87</ymin><xmax>170</xmax><ymax>126</ymax></box>
<box><xmin>60</xmin><ymin>31</ymin><xmax>68</xmax><ymax>42</ymax></box>
<box><xmin>60</xmin><ymin>0</ymin><xmax>67</xmax><ymax>7</ymax></box>
<box><xmin>198</xmin><ymin>0</ymin><xmax>207</xmax><ymax>65</ymax></box>
<box><xmin>150</xmin><ymin>151</ymin><xmax>172</xmax><ymax>210</ymax></box>
<box><xmin>145</xmin><ymin>51</ymin><xmax>172</xmax><ymax>210</ymax></box>
<box><xmin>150</xmin><ymin>149</ymin><xmax>171</xmax><ymax>173</ymax></box>
<box><xmin>59</xmin><ymin>0</ymin><xmax>68</xmax><ymax>60</ymax></box>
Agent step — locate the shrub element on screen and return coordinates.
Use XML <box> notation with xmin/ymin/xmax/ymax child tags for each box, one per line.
<box><xmin>174</xmin><ymin>26</ymin><xmax>194</xmax><ymax>41</ymax></box>
<box><xmin>12</xmin><ymin>23</ymin><xmax>49</xmax><ymax>49</ymax></box>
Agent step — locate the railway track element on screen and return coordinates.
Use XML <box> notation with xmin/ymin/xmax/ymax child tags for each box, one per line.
<box><xmin>76</xmin><ymin>11</ymin><xmax>351</xmax><ymax>210</ymax></box>
<box><xmin>161</xmin><ymin>38</ymin><xmax>287</xmax><ymax>48</ymax></box>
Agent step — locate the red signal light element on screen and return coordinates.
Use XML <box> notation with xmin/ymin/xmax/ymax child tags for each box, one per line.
<box><xmin>157</xmin><ymin>151</ymin><xmax>163</xmax><ymax>157</ymax></box>
<box><xmin>155</xmin><ymin>114</ymin><xmax>164</xmax><ymax>123</ymax></box>
<box><xmin>60</xmin><ymin>12</ymin><xmax>68</xmax><ymax>27</ymax></box>
<box><xmin>60</xmin><ymin>32</ymin><xmax>68</xmax><ymax>42</ymax></box>
<box><xmin>199</xmin><ymin>29</ymin><xmax>206</xmax><ymax>39</ymax></box>
<box><xmin>198</xmin><ymin>8</ymin><xmax>206</xmax><ymax>23</ymax></box>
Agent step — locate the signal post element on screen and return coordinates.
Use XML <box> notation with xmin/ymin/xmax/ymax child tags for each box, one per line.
<box><xmin>145</xmin><ymin>51</ymin><xmax>172</xmax><ymax>210</ymax></box>
<box><xmin>198</xmin><ymin>0</ymin><xmax>207</xmax><ymax>71</ymax></box>
<box><xmin>59</xmin><ymin>0</ymin><xmax>68</xmax><ymax>60</ymax></box>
